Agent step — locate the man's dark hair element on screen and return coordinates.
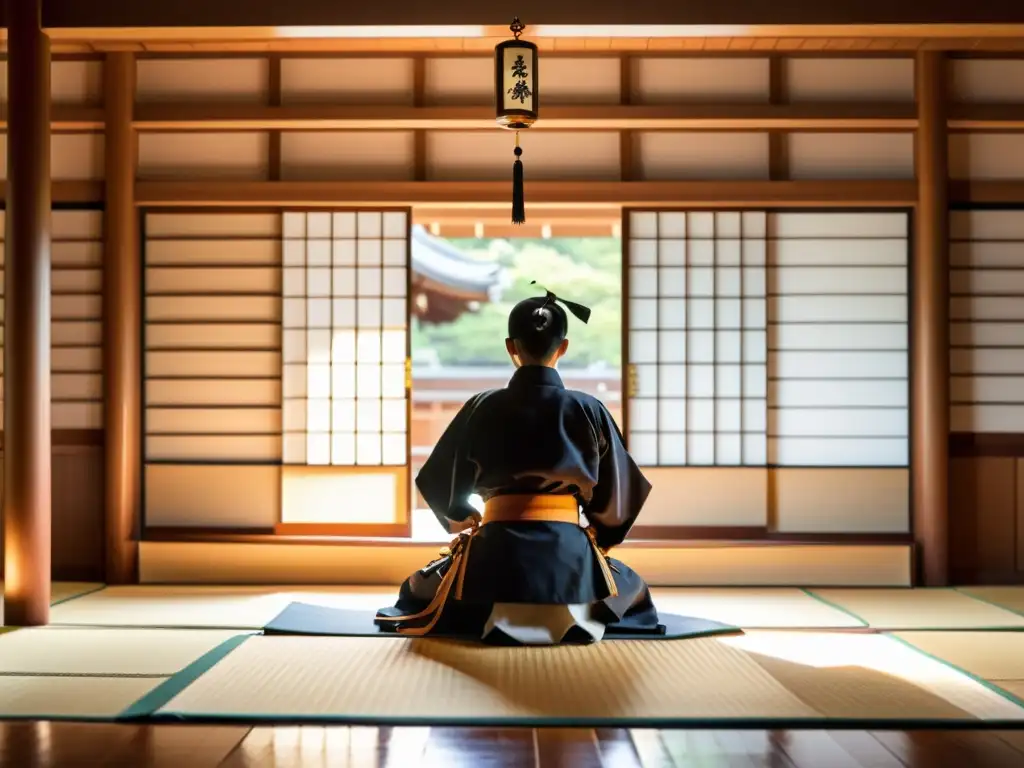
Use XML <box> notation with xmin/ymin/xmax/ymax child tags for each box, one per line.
<box><xmin>507</xmin><ymin>296</ymin><xmax>569</xmax><ymax>363</ymax></box>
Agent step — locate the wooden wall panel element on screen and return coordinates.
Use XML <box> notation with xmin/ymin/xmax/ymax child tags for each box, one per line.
<box><xmin>950</xmin><ymin>59</ymin><xmax>1024</xmax><ymax>103</ymax></box>
<box><xmin>1019</xmin><ymin>459</ymin><xmax>1024</xmax><ymax>573</ymax></box>
<box><xmin>949</xmin><ymin>456</ymin><xmax>1019</xmax><ymax>578</ymax></box>
<box><xmin>426</xmin><ymin>131</ymin><xmax>621</xmax><ymax>181</ymax></box>
<box><xmin>774</xmin><ymin>468</ymin><xmax>909</xmax><ymax>532</ymax></box>
<box><xmin>636</xmin><ymin>133</ymin><xmax>770</xmax><ymax>180</ymax></box>
<box><xmin>640</xmin><ymin>468</ymin><xmax>768</xmax><ymax>527</ymax></box>
<box><xmin>280</xmin><ymin>58</ymin><xmax>414</xmax><ymax>104</ymax></box>
<box><xmin>949</xmin><ymin>210</ymin><xmax>1024</xmax><ymax>433</ymax></box>
<box><xmin>279</xmin><ymin>131</ymin><xmax>416</xmax><ymax>180</ymax></box>
<box><xmin>0</xmin><ymin>448</ymin><xmax>105</xmax><ymax>581</ymax></box>
<box><xmin>785</xmin><ymin>58</ymin><xmax>914</xmax><ymax>102</ymax></box>
<box><xmin>949</xmin><ymin>134</ymin><xmax>1024</xmax><ymax>180</ymax></box>
<box><xmin>143</xmin><ymin>212</ymin><xmax>283</xmax><ymax>474</ymax></box>
<box><xmin>632</xmin><ymin>58</ymin><xmax>770</xmax><ymax>103</ymax></box>
<box><xmin>787</xmin><ymin>133</ymin><xmax>915</xmax><ymax>179</ymax></box>
<box><xmin>136</xmin><ymin>58</ymin><xmax>269</xmax><ymax>102</ymax></box>
<box><xmin>137</xmin><ymin>133</ymin><xmax>271</xmax><ymax>180</ymax></box>
<box><xmin>144</xmin><ymin>464</ymin><xmax>280</xmax><ymax>528</ymax></box>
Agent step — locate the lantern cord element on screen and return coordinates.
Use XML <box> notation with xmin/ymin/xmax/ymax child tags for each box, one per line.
<box><xmin>512</xmin><ymin>131</ymin><xmax>525</xmax><ymax>225</ymax></box>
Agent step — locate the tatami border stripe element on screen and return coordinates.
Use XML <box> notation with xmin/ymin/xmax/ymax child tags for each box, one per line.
<box><xmin>49</xmin><ymin>584</ymin><xmax>108</xmax><ymax>608</ymax></box>
<box><xmin>885</xmin><ymin>632</ymin><xmax>1024</xmax><ymax>712</ymax></box>
<box><xmin>144</xmin><ymin>713</ymin><xmax>1024</xmax><ymax>729</ymax></box>
<box><xmin>800</xmin><ymin>588</ymin><xmax>870</xmax><ymax>627</ymax></box>
<box><xmin>953</xmin><ymin>587</ymin><xmax>1024</xmax><ymax>619</ymax></box>
<box><xmin>116</xmin><ymin>633</ymin><xmax>253</xmax><ymax>720</ymax></box>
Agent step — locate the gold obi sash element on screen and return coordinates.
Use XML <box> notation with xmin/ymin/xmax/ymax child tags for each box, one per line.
<box><xmin>377</xmin><ymin>494</ymin><xmax>617</xmax><ymax>637</ymax></box>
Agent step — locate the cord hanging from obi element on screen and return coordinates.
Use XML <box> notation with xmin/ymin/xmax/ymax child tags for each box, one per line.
<box><xmin>512</xmin><ymin>130</ymin><xmax>525</xmax><ymax>225</ymax></box>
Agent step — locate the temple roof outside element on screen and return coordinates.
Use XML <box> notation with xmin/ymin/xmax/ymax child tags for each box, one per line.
<box><xmin>410</xmin><ymin>224</ymin><xmax>506</xmax><ymax>301</ymax></box>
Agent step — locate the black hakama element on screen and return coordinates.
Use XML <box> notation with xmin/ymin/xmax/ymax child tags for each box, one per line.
<box><xmin>376</xmin><ymin>365</ymin><xmax>658</xmax><ymax>643</ymax></box>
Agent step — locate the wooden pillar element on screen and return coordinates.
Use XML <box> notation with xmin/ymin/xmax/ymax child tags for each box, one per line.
<box><xmin>2</xmin><ymin>0</ymin><xmax>52</xmax><ymax>626</ymax></box>
<box><xmin>102</xmin><ymin>52</ymin><xmax>141</xmax><ymax>584</ymax></box>
<box><xmin>912</xmin><ymin>51</ymin><xmax>950</xmax><ymax>586</ymax></box>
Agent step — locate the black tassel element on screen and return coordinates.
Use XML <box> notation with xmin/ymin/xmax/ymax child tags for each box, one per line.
<box><xmin>512</xmin><ymin>139</ymin><xmax>525</xmax><ymax>225</ymax></box>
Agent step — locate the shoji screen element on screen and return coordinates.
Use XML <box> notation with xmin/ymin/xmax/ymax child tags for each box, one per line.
<box><xmin>950</xmin><ymin>210</ymin><xmax>1024</xmax><ymax>433</ymax></box>
<box><xmin>143</xmin><ymin>213</ymin><xmax>283</xmax><ymax>529</ymax></box>
<box><xmin>0</xmin><ymin>209</ymin><xmax>105</xmax><ymax>432</ymax></box>
<box><xmin>52</xmin><ymin>209</ymin><xmax>105</xmax><ymax>432</ymax></box>
<box><xmin>768</xmin><ymin>212</ymin><xmax>910</xmax><ymax>532</ymax></box>
<box><xmin>278</xmin><ymin>210</ymin><xmax>410</xmax><ymax>534</ymax></box>
<box><xmin>625</xmin><ymin>210</ymin><xmax>768</xmax><ymax>529</ymax></box>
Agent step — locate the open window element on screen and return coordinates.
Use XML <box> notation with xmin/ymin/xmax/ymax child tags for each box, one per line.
<box><xmin>408</xmin><ymin>209</ymin><xmax>623</xmax><ymax>541</ymax></box>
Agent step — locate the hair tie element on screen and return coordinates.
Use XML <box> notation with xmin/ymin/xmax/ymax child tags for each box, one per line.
<box><xmin>529</xmin><ymin>281</ymin><xmax>591</xmax><ymax>324</ymax></box>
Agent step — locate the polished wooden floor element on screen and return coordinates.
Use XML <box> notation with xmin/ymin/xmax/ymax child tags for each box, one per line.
<box><xmin>2</xmin><ymin>723</ymin><xmax>1024</xmax><ymax>767</ymax></box>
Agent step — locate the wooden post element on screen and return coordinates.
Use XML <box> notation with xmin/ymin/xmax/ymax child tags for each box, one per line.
<box><xmin>912</xmin><ymin>51</ymin><xmax>950</xmax><ymax>586</ymax></box>
<box><xmin>102</xmin><ymin>52</ymin><xmax>141</xmax><ymax>584</ymax></box>
<box><xmin>3</xmin><ymin>0</ymin><xmax>52</xmax><ymax>626</ymax></box>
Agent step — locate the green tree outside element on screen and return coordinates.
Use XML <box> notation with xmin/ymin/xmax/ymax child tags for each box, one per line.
<box><xmin>412</xmin><ymin>237</ymin><xmax>622</xmax><ymax>368</ymax></box>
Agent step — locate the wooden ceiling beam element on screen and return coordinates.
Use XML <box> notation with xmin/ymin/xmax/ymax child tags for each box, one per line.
<box><xmin>129</xmin><ymin>103</ymin><xmax>920</xmax><ymax>132</ymax></box>
<box><xmin>3</xmin><ymin>103</ymin><xmax>1022</xmax><ymax>134</ymax></box>
<box><xmin>12</xmin><ymin>179</ymin><xmax>1018</xmax><ymax>209</ymax></box>
<box><xmin>133</xmin><ymin>179</ymin><xmax>918</xmax><ymax>208</ymax></box>
<box><xmin>0</xmin><ymin>106</ymin><xmax>105</xmax><ymax>130</ymax></box>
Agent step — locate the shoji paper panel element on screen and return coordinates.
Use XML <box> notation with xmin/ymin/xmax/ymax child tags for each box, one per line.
<box><xmin>279</xmin><ymin>132</ymin><xmax>416</xmax><ymax>181</ymax></box>
<box><xmin>51</xmin><ymin>210</ymin><xmax>105</xmax><ymax>430</ymax></box>
<box><xmin>788</xmin><ymin>133</ymin><xmax>914</xmax><ymax>180</ymax></box>
<box><xmin>626</xmin><ymin>210</ymin><xmax>768</xmax><ymax>468</ymax></box>
<box><xmin>950</xmin><ymin>210</ymin><xmax>1024</xmax><ymax>433</ymax></box>
<box><xmin>0</xmin><ymin>60</ymin><xmax>103</xmax><ymax>104</ymax></box>
<box><xmin>0</xmin><ymin>208</ymin><xmax>108</xmax><ymax>432</ymax></box>
<box><xmin>785</xmin><ymin>58</ymin><xmax>914</xmax><ymax>102</ymax></box>
<box><xmin>767</xmin><ymin>212</ymin><xmax>910</xmax><ymax>468</ymax></box>
<box><xmin>948</xmin><ymin>135</ymin><xmax>1024</xmax><ymax>181</ymax></box>
<box><xmin>426</xmin><ymin>131</ymin><xmax>620</xmax><ymax>181</ymax></box>
<box><xmin>280</xmin><ymin>210</ymin><xmax>409</xmax><ymax>468</ymax></box>
<box><xmin>636</xmin><ymin>133</ymin><xmax>770</xmax><ymax>180</ymax></box>
<box><xmin>279</xmin><ymin>211</ymin><xmax>411</xmax><ymax>527</ymax></box>
<box><xmin>280</xmin><ymin>58</ymin><xmax>414</xmax><ymax>105</ymax></box>
<box><xmin>144</xmin><ymin>212</ymin><xmax>283</xmax><ymax>464</ymax></box>
<box><xmin>951</xmin><ymin>60</ymin><xmax>1024</xmax><ymax>103</ymax></box>
<box><xmin>631</xmin><ymin>58</ymin><xmax>770</xmax><ymax>103</ymax></box>
<box><xmin>137</xmin><ymin>133</ymin><xmax>270</xmax><ymax>180</ymax></box>
<box><xmin>136</xmin><ymin>58</ymin><xmax>269</xmax><ymax>103</ymax></box>
<box><xmin>0</xmin><ymin>135</ymin><xmax>106</xmax><ymax>182</ymax></box>
<box><xmin>424</xmin><ymin>56</ymin><xmax>621</xmax><ymax>106</ymax></box>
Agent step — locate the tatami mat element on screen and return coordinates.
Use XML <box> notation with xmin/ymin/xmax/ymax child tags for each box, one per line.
<box><xmin>892</xmin><ymin>632</ymin><xmax>1024</xmax><ymax>683</ymax></box>
<box><xmin>0</xmin><ymin>675</ymin><xmax>164</xmax><ymax>719</ymax></box>
<box><xmin>48</xmin><ymin>585</ymin><xmax>396</xmax><ymax>629</ymax></box>
<box><xmin>0</xmin><ymin>627</ymin><xmax>250</xmax><ymax>676</ymax></box>
<box><xmin>0</xmin><ymin>581</ymin><xmax>104</xmax><ymax>624</ymax></box>
<box><xmin>650</xmin><ymin>588</ymin><xmax>865</xmax><ymax>628</ymax></box>
<box><xmin>807</xmin><ymin>588</ymin><xmax>1024</xmax><ymax>629</ymax></box>
<box><xmin>958</xmin><ymin>587</ymin><xmax>1024</xmax><ymax>617</ymax></box>
<box><xmin>724</xmin><ymin>632</ymin><xmax>1024</xmax><ymax>722</ymax></box>
<box><xmin>155</xmin><ymin>632</ymin><xmax>1024</xmax><ymax>725</ymax></box>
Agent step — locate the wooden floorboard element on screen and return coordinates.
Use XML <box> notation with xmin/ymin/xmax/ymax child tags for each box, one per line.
<box><xmin>2</xmin><ymin>723</ymin><xmax>1024</xmax><ymax>767</ymax></box>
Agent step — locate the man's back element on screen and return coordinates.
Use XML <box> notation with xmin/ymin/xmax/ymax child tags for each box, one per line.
<box><xmin>466</xmin><ymin>366</ymin><xmax>606</xmax><ymax>505</ymax></box>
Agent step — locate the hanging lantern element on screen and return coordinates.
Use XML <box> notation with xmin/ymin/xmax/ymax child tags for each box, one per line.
<box><xmin>494</xmin><ymin>17</ymin><xmax>538</xmax><ymax>225</ymax></box>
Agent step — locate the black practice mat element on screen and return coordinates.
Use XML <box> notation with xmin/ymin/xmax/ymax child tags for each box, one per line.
<box><xmin>262</xmin><ymin>602</ymin><xmax>741</xmax><ymax>642</ymax></box>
